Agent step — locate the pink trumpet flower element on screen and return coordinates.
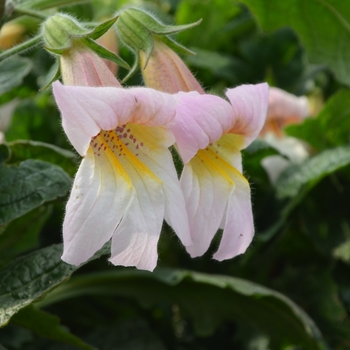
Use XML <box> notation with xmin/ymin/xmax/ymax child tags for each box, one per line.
<box><xmin>44</xmin><ymin>14</ymin><xmax>193</xmax><ymax>271</ymax></box>
<box><xmin>53</xmin><ymin>80</ymin><xmax>195</xmax><ymax>271</ymax></box>
<box><xmin>48</xmin><ymin>33</ymin><xmax>192</xmax><ymax>271</ymax></box>
<box><xmin>260</xmin><ymin>87</ymin><xmax>310</xmax><ymax>137</ymax></box>
<box><xmin>141</xmin><ymin>39</ymin><xmax>269</xmax><ymax>261</ymax></box>
<box><xmin>173</xmin><ymin>85</ymin><xmax>269</xmax><ymax>260</ymax></box>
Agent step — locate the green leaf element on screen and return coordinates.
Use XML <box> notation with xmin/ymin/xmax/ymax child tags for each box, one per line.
<box><xmin>0</xmin><ymin>242</ymin><xmax>111</xmax><ymax>326</ymax></box>
<box><xmin>0</xmin><ymin>325</ymin><xmax>32</xmax><ymax>349</ymax></box>
<box><xmin>0</xmin><ymin>206</ymin><xmax>52</xmax><ymax>264</ymax></box>
<box><xmin>40</xmin><ymin>60</ymin><xmax>61</xmax><ymax>91</ymax></box>
<box><xmin>0</xmin><ymin>144</ymin><xmax>10</xmax><ymax>164</ymax></box>
<box><xmin>126</xmin><ymin>8</ymin><xmax>202</xmax><ymax>35</ymax></box>
<box><xmin>239</xmin><ymin>0</ymin><xmax>350</xmax><ymax>86</ymax></box>
<box><xmin>184</xmin><ymin>47</ymin><xmax>247</xmax><ymax>80</ymax></box>
<box><xmin>20</xmin><ymin>0</ymin><xmax>88</xmax><ymax>10</ymax></box>
<box><xmin>88</xmin><ymin>16</ymin><xmax>118</xmax><ymax>40</ymax></box>
<box><xmin>85</xmin><ymin>320</ymin><xmax>167</xmax><ymax>350</ymax></box>
<box><xmin>176</xmin><ymin>0</ymin><xmax>242</xmax><ymax>50</ymax></box>
<box><xmin>41</xmin><ymin>269</ymin><xmax>327</xmax><ymax>349</ymax></box>
<box><xmin>333</xmin><ymin>236</ymin><xmax>350</xmax><ymax>263</ymax></box>
<box><xmin>0</xmin><ymin>0</ymin><xmax>5</xmax><ymax>22</ymax></box>
<box><xmin>4</xmin><ymin>96</ymin><xmax>65</xmax><ymax>145</ymax></box>
<box><xmin>83</xmin><ymin>37</ymin><xmax>130</xmax><ymax>70</ymax></box>
<box><xmin>0</xmin><ymin>57</ymin><xmax>32</xmax><ymax>95</ymax></box>
<box><xmin>286</xmin><ymin>90</ymin><xmax>350</xmax><ymax>150</ymax></box>
<box><xmin>276</xmin><ymin>145</ymin><xmax>350</xmax><ymax>198</ymax></box>
<box><xmin>161</xmin><ymin>36</ymin><xmax>196</xmax><ymax>56</ymax></box>
<box><xmin>243</xmin><ymin>139</ymin><xmax>279</xmax><ymax>185</ymax></box>
<box><xmin>11</xmin><ymin>306</ymin><xmax>95</xmax><ymax>350</ymax></box>
<box><xmin>8</xmin><ymin>140</ymin><xmax>78</xmax><ymax>177</ymax></box>
<box><xmin>0</xmin><ymin>160</ymin><xmax>71</xmax><ymax>225</ymax></box>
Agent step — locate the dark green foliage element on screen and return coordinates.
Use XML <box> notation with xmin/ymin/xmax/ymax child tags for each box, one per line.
<box><xmin>0</xmin><ymin>159</ymin><xmax>71</xmax><ymax>225</ymax></box>
<box><xmin>0</xmin><ymin>57</ymin><xmax>33</xmax><ymax>95</ymax></box>
<box><xmin>0</xmin><ymin>0</ymin><xmax>350</xmax><ymax>349</ymax></box>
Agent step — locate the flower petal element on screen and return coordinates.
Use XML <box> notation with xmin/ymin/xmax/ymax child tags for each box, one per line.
<box><xmin>225</xmin><ymin>83</ymin><xmax>269</xmax><ymax>148</ymax></box>
<box><xmin>124</xmin><ymin>124</ymin><xmax>192</xmax><ymax>246</ymax></box>
<box><xmin>213</xmin><ymin>173</ymin><xmax>254</xmax><ymax>261</ymax></box>
<box><xmin>171</xmin><ymin>92</ymin><xmax>234</xmax><ymax>163</ymax></box>
<box><xmin>210</xmin><ymin>134</ymin><xmax>243</xmax><ymax>172</ymax></box>
<box><xmin>268</xmin><ymin>87</ymin><xmax>309</xmax><ymax>121</ymax></box>
<box><xmin>181</xmin><ymin>149</ymin><xmax>234</xmax><ymax>257</ymax></box>
<box><xmin>109</xmin><ymin>199</ymin><xmax>159</xmax><ymax>271</ymax></box>
<box><xmin>109</xmin><ymin>137</ymin><xmax>165</xmax><ymax>271</ymax></box>
<box><xmin>61</xmin><ymin>145</ymin><xmax>134</xmax><ymax>266</ymax></box>
<box><xmin>52</xmin><ymin>81</ymin><xmax>177</xmax><ymax>155</ymax></box>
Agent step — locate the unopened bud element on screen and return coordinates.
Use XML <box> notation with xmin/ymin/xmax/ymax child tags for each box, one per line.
<box><xmin>43</xmin><ymin>13</ymin><xmax>90</xmax><ymax>53</ymax></box>
<box><xmin>60</xmin><ymin>44</ymin><xmax>121</xmax><ymax>87</ymax></box>
<box><xmin>0</xmin><ymin>22</ymin><xmax>26</xmax><ymax>49</ymax></box>
<box><xmin>116</xmin><ymin>7</ymin><xmax>200</xmax><ymax>81</ymax></box>
<box><xmin>42</xmin><ymin>13</ymin><xmax>129</xmax><ymax>69</ymax></box>
<box><xmin>141</xmin><ymin>39</ymin><xmax>204</xmax><ymax>94</ymax></box>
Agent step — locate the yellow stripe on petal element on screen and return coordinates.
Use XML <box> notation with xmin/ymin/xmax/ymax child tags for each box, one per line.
<box><xmin>183</xmin><ymin>139</ymin><xmax>250</xmax><ymax>259</ymax></box>
<box><xmin>194</xmin><ymin>149</ymin><xmax>234</xmax><ymax>186</ymax></box>
<box><xmin>127</xmin><ymin>124</ymin><xmax>175</xmax><ymax>150</ymax></box>
<box><xmin>93</xmin><ymin>130</ymin><xmax>162</xmax><ymax>184</ymax></box>
<box><xmin>210</xmin><ymin>133</ymin><xmax>244</xmax><ymax>169</ymax></box>
<box><xmin>114</xmin><ymin>124</ymin><xmax>192</xmax><ymax>247</ymax></box>
<box><xmin>197</xmin><ymin>146</ymin><xmax>249</xmax><ymax>188</ymax></box>
<box><xmin>91</xmin><ymin>134</ymin><xmax>133</xmax><ymax>188</ymax></box>
<box><xmin>182</xmin><ymin>149</ymin><xmax>234</xmax><ymax>258</ymax></box>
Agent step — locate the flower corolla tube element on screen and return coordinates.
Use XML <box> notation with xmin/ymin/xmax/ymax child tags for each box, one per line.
<box><xmin>137</xmin><ymin>34</ymin><xmax>269</xmax><ymax>261</ymax></box>
<box><xmin>52</xmin><ymin>81</ymin><xmax>193</xmax><ymax>271</ymax></box>
<box><xmin>172</xmin><ymin>84</ymin><xmax>269</xmax><ymax>260</ymax></box>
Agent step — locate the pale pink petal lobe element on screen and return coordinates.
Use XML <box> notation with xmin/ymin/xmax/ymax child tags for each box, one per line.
<box><xmin>268</xmin><ymin>87</ymin><xmax>309</xmax><ymax>121</ymax></box>
<box><xmin>172</xmin><ymin>92</ymin><xmax>234</xmax><ymax>163</ymax></box>
<box><xmin>213</xmin><ymin>174</ymin><xmax>254</xmax><ymax>261</ymax></box>
<box><xmin>225</xmin><ymin>83</ymin><xmax>269</xmax><ymax>148</ymax></box>
<box><xmin>52</xmin><ymin>81</ymin><xmax>178</xmax><ymax>155</ymax></box>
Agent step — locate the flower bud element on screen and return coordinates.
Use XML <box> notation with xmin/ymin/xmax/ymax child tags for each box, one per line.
<box><xmin>60</xmin><ymin>44</ymin><xmax>121</xmax><ymax>87</ymax></box>
<box><xmin>140</xmin><ymin>39</ymin><xmax>204</xmax><ymax>94</ymax></box>
<box><xmin>116</xmin><ymin>7</ymin><xmax>200</xmax><ymax>81</ymax></box>
<box><xmin>96</xmin><ymin>27</ymin><xmax>119</xmax><ymax>75</ymax></box>
<box><xmin>260</xmin><ymin>87</ymin><xmax>311</xmax><ymax>137</ymax></box>
<box><xmin>0</xmin><ymin>22</ymin><xmax>26</xmax><ymax>49</ymax></box>
<box><xmin>41</xmin><ymin>13</ymin><xmax>130</xmax><ymax>88</ymax></box>
<box><xmin>42</xmin><ymin>13</ymin><xmax>129</xmax><ymax>72</ymax></box>
<box><xmin>43</xmin><ymin>13</ymin><xmax>90</xmax><ymax>53</ymax></box>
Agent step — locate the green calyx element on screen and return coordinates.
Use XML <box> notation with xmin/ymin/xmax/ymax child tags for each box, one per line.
<box><xmin>42</xmin><ymin>13</ymin><xmax>129</xmax><ymax>70</ymax></box>
<box><xmin>116</xmin><ymin>7</ymin><xmax>201</xmax><ymax>82</ymax></box>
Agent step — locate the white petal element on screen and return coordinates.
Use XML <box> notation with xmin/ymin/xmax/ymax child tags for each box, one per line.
<box><xmin>124</xmin><ymin>125</ymin><xmax>192</xmax><ymax>246</ymax></box>
<box><xmin>109</xmin><ymin>198</ymin><xmax>159</xmax><ymax>271</ymax></box>
<box><xmin>181</xmin><ymin>150</ymin><xmax>234</xmax><ymax>257</ymax></box>
<box><xmin>109</xmin><ymin>143</ymin><xmax>165</xmax><ymax>271</ymax></box>
<box><xmin>213</xmin><ymin>173</ymin><xmax>254</xmax><ymax>261</ymax></box>
<box><xmin>62</xmin><ymin>146</ymin><xmax>134</xmax><ymax>266</ymax></box>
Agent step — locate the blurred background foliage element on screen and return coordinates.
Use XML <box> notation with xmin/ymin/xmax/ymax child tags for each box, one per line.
<box><xmin>0</xmin><ymin>0</ymin><xmax>350</xmax><ymax>349</ymax></box>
